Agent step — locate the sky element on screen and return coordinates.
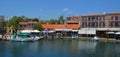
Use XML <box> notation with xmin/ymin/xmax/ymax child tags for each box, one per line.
<box><xmin>0</xmin><ymin>0</ymin><xmax>120</xmax><ymax>19</ymax></box>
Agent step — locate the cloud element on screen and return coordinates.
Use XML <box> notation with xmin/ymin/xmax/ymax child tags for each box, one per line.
<box><xmin>62</xmin><ymin>8</ymin><xmax>73</xmax><ymax>16</ymax></box>
<box><xmin>63</xmin><ymin>8</ymin><xmax>69</xmax><ymax>12</ymax></box>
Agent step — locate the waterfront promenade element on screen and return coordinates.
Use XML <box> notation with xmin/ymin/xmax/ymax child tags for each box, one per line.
<box><xmin>42</xmin><ymin>34</ymin><xmax>120</xmax><ymax>42</ymax></box>
<box><xmin>0</xmin><ymin>33</ymin><xmax>120</xmax><ymax>43</ymax></box>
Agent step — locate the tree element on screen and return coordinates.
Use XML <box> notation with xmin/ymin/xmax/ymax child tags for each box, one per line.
<box><xmin>7</xmin><ymin>16</ymin><xmax>23</xmax><ymax>33</ymax></box>
<box><xmin>34</xmin><ymin>22</ymin><xmax>42</xmax><ymax>30</ymax></box>
<box><xmin>49</xmin><ymin>19</ymin><xmax>55</xmax><ymax>24</ymax></box>
<box><xmin>48</xmin><ymin>19</ymin><xmax>61</xmax><ymax>24</ymax></box>
<box><xmin>66</xmin><ymin>17</ymin><xmax>70</xmax><ymax>20</ymax></box>
<box><xmin>58</xmin><ymin>16</ymin><xmax>64</xmax><ymax>24</ymax></box>
<box><xmin>33</xmin><ymin>18</ymin><xmax>39</xmax><ymax>21</ymax></box>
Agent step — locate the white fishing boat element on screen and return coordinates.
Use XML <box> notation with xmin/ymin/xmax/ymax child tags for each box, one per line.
<box><xmin>92</xmin><ymin>36</ymin><xmax>99</xmax><ymax>42</ymax></box>
<box><xmin>72</xmin><ymin>35</ymin><xmax>78</xmax><ymax>38</ymax></box>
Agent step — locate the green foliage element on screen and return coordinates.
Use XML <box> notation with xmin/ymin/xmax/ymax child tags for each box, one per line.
<box><xmin>40</xmin><ymin>19</ymin><xmax>59</xmax><ymax>24</ymax></box>
<box><xmin>25</xmin><ymin>18</ymin><xmax>39</xmax><ymax>22</ymax></box>
<box><xmin>58</xmin><ymin>16</ymin><xmax>64</xmax><ymax>24</ymax></box>
<box><xmin>7</xmin><ymin>16</ymin><xmax>40</xmax><ymax>33</ymax></box>
<box><xmin>40</xmin><ymin>20</ymin><xmax>47</xmax><ymax>24</ymax></box>
<box><xmin>32</xmin><ymin>18</ymin><xmax>39</xmax><ymax>21</ymax></box>
<box><xmin>6</xmin><ymin>15</ymin><xmax>67</xmax><ymax>33</ymax></box>
<box><xmin>49</xmin><ymin>19</ymin><xmax>59</xmax><ymax>24</ymax></box>
<box><xmin>7</xmin><ymin>16</ymin><xmax>23</xmax><ymax>33</ymax></box>
<box><xmin>66</xmin><ymin>17</ymin><xmax>70</xmax><ymax>20</ymax></box>
<box><xmin>39</xmin><ymin>16</ymin><xmax>66</xmax><ymax>24</ymax></box>
<box><xmin>34</xmin><ymin>22</ymin><xmax>42</xmax><ymax>30</ymax></box>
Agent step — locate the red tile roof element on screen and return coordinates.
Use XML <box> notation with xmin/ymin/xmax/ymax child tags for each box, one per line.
<box><xmin>42</xmin><ymin>24</ymin><xmax>55</xmax><ymax>29</ymax></box>
<box><xmin>66</xmin><ymin>24</ymin><xmax>80</xmax><ymax>29</ymax></box>
<box><xmin>42</xmin><ymin>24</ymin><xmax>80</xmax><ymax>29</ymax></box>
<box><xmin>42</xmin><ymin>24</ymin><xmax>65</xmax><ymax>29</ymax></box>
<box><xmin>53</xmin><ymin>24</ymin><xmax>65</xmax><ymax>29</ymax></box>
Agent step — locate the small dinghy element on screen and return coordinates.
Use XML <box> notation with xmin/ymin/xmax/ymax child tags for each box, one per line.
<box><xmin>92</xmin><ymin>36</ymin><xmax>99</xmax><ymax>42</ymax></box>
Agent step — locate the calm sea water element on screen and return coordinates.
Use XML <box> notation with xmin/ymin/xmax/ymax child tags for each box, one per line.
<box><xmin>0</xmin><ymin>39</ymin><xmax>120</xmax><ymax>57</ymax></box>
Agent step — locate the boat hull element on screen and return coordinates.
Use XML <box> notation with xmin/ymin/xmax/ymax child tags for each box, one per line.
<box><xmin>11</xmin><ymin>39</ymin><xmax>34</xmax><ymax>42</ymax></box>
<box><xmin>92</xmin><ymin>36</ymin><xmax>99</xmax><ymax>42</ymax></box>
<box><xmin>11</xmin><ymin>36</ymin><xmax>43</xmax><ymax>42</ymax></box>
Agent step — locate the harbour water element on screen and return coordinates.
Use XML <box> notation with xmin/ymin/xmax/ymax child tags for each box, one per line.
<box><xmin>0</xmin><ymin>39</ymin><xmax>120</xmax><ymax>57</ymax></box>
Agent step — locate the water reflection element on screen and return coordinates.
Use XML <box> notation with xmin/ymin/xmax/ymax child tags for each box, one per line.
<box><xmin>0</xmin><ymin>39</ymin><xmax>120</xmax><ymax>57</ymax></box>
<box><xmin>78</xmin><ymin>41</ymin><xmax>98</xmax><ymax>57</ymax></box>
<box><xmin>95</xmin><ymin>42</ymin><xmax>120</xmax><ymax>57</ymax></box>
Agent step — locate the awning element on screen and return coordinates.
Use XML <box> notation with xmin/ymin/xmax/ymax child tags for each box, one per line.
<box><xmin>49</xmin><ymin>30</ymin><xmax>55</xmax><ymax>33</ymax></box>
<box><xmin>21</xmin><ymin>30</ymin><xmax>32</xmax><ymax>33</ymax></box>
<box><xmin>115</xmin><ymin>32</ymin><xmax>120</xmax><ymax>34</ymax></box>
<box><xmin>21</xmin><ymin>30</ymin><xmax>40</xmax><ymax>33</ymax></box>
<box><xmin>55</xmin><ymin>29</ymin><xmax>63</xmax><ymax>31</ymax></box>
<box><xmin>63</xmin><ymin>29</ymin><xmax>72</xmax><ymax>31</ymax></box>
<box><xmin>72</xmin><ymin>30</ymin><xmax>78</xmax><ymax>32</ymax></box>
<box><xmin>55</xmin><ymin>29</ymin><xmax>72</xmax><ymax>31</ymax></box>
<box><xmin>32</xmin><ymin>30</ymin><xmax>40</xmax><ymax>33</ymax></box>
<box><xmin>42</xmin><ymin>30</ymin><xmax>55</xmax><ymax>33</ymax></box>
<box><xmin>106</xmin><ymin>32</ymin><xmax>115</xmax><ymax>34</ymax></box>
<box><xmin>78</xmin><ymin>29</ymin><xmax>86</xmax><ymax>34</ymax></box>
<box><xmin>78</xmin><ymin>29</ymin><xmax>96</xmax><ymax>34</ymax></box>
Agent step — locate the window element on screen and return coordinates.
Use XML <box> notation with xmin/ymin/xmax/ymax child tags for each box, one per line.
<box><xmin>93</xmin><ymin>17</ymin><xmax>95</xmax><ymax>21</ymax></box>
<box><xmin>100</xmin><ymin>22</ymin><xmax>104</xmax><ymax>27</ymax></box>
<box><xmin>118</xmin><ymin>16</ymin><xmax>120</xmax><ymax>21</ymax></box>
<box><xmin>89</xmin><ymin>17</ymin><xmax>93</xmax><ymax>21</ymax></box>
<box><xmin>118</xmin><ymin>22</ymin><xmax>120</xmax><ymax>27</ymax></box>
<box><xmin>94</xmin><ymin>23</ymin><xmax>98</xmax><ymax>27</ymax></box>
<box><xmin>101</xmin><ymin>16</ymin><xmax>104</xmax><ymax>21</ymax></box>
<box><xmin>29</xmin><ymin>24</ymin><xmax>34</xmax><ymax>28</ymax></box>
<box><xmin>115</xmin><ymin>16</ymin><xmax>118</xmax><ymax>20</ymax></box>
<box><xmin>111</xmin><ymin>16</ymin><xmax>117</xmax><ymax>21</ymax></box>
<box><xmin>94</xmin><ymin>17</ymin><xmax>97</xmax><ymax>21</ymax></box>
<box><xmin>118</xmin><ymin>22</ymin><xmax>120</xmax><ymax>25</ymax></box>
<box><xmin>84</xmin><ymin>23</ymin><xmax>87</xmax><ymax>25</ymax></box>
<box><xmin>111</xmin><ymin>16</ymin><xmax>113</xmax><ymax>20</ymax></box>
<box><xmin>101</xmin><ymin>22</ymin><xmax>103</xmax><ymax>26</ymax></box>
<box><xmin>84</xmin><ymin>18</ymin><xmax>87</xmax><ymax>21</ymax></box>
<box><xmin>112</xmin><ymin>22</ymin><xmax>116</xmax><ymax>27</ymax></box>
<box><xmin>90</xmin><ymin>17</ymin><xmax>97</xmax><ymax>21</ymax></box>
<box><xmin>82</xmin><ymin>22</ymin><xmax>87</xmax><ymax>27</ymax></box>
<box><xmin>82</xmin><ymin>17</ymin><xmax>87</xmax><ymax>21</ymax></box>
<box><xmin>89</xmin><ymin>23</ymin><xmax>92</xmax><ymax>27</ymax></box>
